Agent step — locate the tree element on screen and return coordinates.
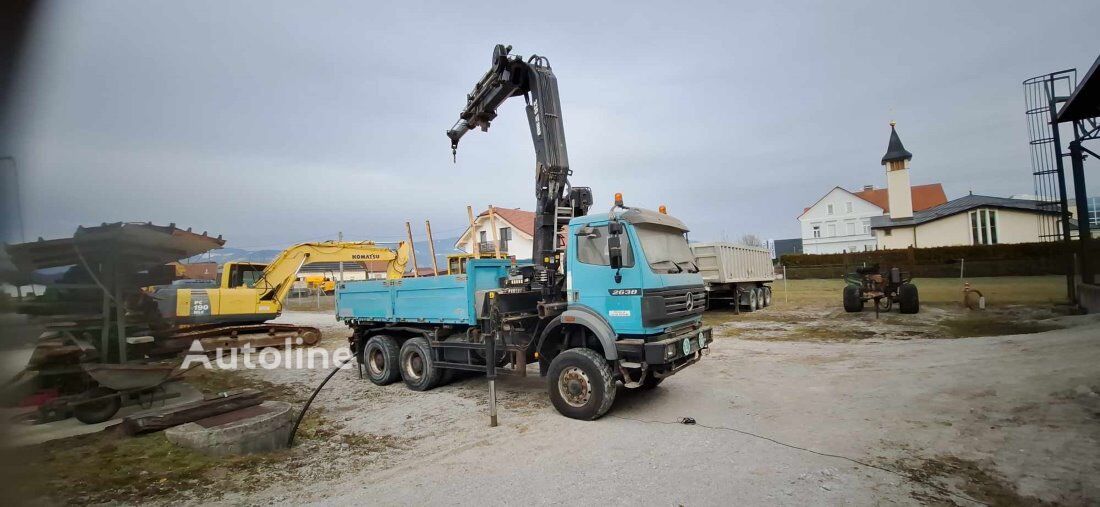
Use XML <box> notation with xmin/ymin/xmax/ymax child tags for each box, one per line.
<box><xmin>740</xmin><ymin>234</ymin><xmax>764</xmax><ymax>247</ymax></box>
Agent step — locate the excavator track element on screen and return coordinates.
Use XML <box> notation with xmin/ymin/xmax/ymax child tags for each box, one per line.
<box><xmin>155</xmin><ymin>323</ymin><xmax>323</xmax><ymax>355</ymax></box>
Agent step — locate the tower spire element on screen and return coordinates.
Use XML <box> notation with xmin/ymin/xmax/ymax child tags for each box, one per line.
<box><xmin>881</xmin><ymin>121</ymin><xmax>913</xmax><ymax>165</ymax></box>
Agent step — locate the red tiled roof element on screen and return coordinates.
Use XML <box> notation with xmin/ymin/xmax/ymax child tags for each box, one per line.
<box><xmin>852</xmin><ymin>183</ymin><xmax>947</xmax><ymax>213</ymax></box>
<box><xmin>477</xmin><ymin>208</ymin><xmax>535</xmax><ymax>236</ymax></box>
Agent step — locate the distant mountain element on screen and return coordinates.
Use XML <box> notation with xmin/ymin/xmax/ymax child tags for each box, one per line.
<box><xmin>183</xmin><ymin>237</ymin><xmax>466</xmax><ymax>271</ymax></box>
<box><xmin>185</xmin><ymin>247</ymin><xmax>282</xmax><ymax>265</ymax></box>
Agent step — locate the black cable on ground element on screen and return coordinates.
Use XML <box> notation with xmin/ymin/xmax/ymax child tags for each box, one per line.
<box><xmin>608</xmin><ymin>414</ymin><xmax>989</xmax><ymax>507</ymax></box>
<box><xmin>287</xmin><ymin>356</ymin><xmax>354</xmax><ymax>447</ymax></box>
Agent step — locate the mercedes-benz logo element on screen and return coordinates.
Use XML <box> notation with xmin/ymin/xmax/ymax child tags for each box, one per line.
<box><xmin>685</xmin><ymin>292</ymin><xmax>695</xmax><ymax>311</ymax></box>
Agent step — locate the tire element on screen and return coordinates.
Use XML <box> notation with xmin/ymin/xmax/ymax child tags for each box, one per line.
<box><xmin>843</xmin><ymin>285</ymin><xmax>864</xmax><ymax>313</ymax></box>
<box><xmin>755</xmin><ymin>287</ymin><xmax>766</xmax><ymax>309</ymax></box>
<box><xmin>745</xmin><ymin>288</ymin><xmax>758</xmax><ymax>312</ymax></box>
<box><xmin>399</xmin><ymin>337</ymin><xmax>442</xmax><ymax>391</ymax></box>
<box><xmin>547</xmin><ymin>348</ymin><xmax>617</xmax><ymax>420</ymax></box>
<box><xmin>899</xmin><ymin>283</ymin><xmax>920</xmax><ymax>314</ymax></box>
<box><xmin>73</xmin><ymin>387</ymin><xmax>121</xmax><ymax>424</ymax></box>
<box><xmin>762</xmin><ymin>286</ymin><xmax>772</xmax><ymax>307</ymax></box>
<box><xmin>362</xmin><ymin>335</ymin><xmax>401</xmax><ymax>386</ymax></box>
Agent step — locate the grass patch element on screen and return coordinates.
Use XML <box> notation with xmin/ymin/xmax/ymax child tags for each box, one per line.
<box><xmin>3</xmin><ymin>431</ymin><xmax>285</xmax><ymax>504</ymax></box>
<box><xmin>895</xmin><ymin>455</ymin><xmax>1053</xmax><ymax>506</ymax></box>
<box><xmin>939</xmin><ymin>315</ymin><xmax>1062</xmax><ymax>338</ymax></box>
<box><xmin>3</xmin><ymin>409</ymin><xmax>406</xmax><ymax>504</ymax></box>
<box><xmin>770</xmin><ymin>275</ymin><xmax>1067</xmax><ymax>307</ymax></box>
<box><xmin>181</xmin><ymin>367</ymin><xmax>305</xmax><ymax>402</ymax></box>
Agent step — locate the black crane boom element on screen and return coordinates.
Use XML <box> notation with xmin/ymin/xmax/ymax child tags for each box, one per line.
<box><xmin>447</xmin><ymin>44</ymin><xmax>592</xmax><ymax>302</ymax></box>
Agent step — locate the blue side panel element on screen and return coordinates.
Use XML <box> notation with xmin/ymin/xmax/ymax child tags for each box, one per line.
<box><xmin>336</xmin><ymin>259</ymin><xmax>514</xmax><ymax>325</ymax></box>
<box><xmin>393</xmin><ymin>277</ymin><xmax>470</xmax><ymax>323</ymax></box>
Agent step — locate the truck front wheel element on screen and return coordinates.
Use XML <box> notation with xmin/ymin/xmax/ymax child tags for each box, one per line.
<box><xmin>363</xmin><ymin>335</ymin><xmax>401</xmax><ymax>386</ymax></box>
<box><xmin>547</xmin><ymin>348</ymin><xmax>617</xmax><ymax>420</ymax></box>
<box><xmin>399</xmin><ymin>337</ymin><xmax>441</xmax><ymax>391</ymax></box>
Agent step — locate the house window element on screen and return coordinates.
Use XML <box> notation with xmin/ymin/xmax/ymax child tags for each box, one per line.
<box><xmin>846</xmin><ymin>222</ymin><xmax>855</xmax><ymax>236</ymax></box>
<box><xmin>846</xmin><ymin>202</ymin><xmax>853</xmax><ymax>213</ymax></box>
<box><xmin>812</xmin><ymin>225</ymin><xmax>821</xmax><ymax>238</ymax></box>
<box><xmin>479</xmin><ymin>230</ymin><xmax>487</xmax><ymax>243</ymax></box>
<box><xmin>863</xmin><ymin>220</ymin><xmax>871</xmax><ymax>234</ymax></box>
<box><xmin>827</xmin><ymin>223</ymin><xmax>836</xmax><ymax>237</ymax></box>
<box><xmin>499</xmin><ymin>227</ymin><xmax>512</xmax><ymax>252</ymax></box>
<box><xmin>827</xmin><ymin>204</ymin><xmax>834</xmax><ymax>215</ymax></box>
<box><xmin>970</xmin><ymin>209</ymin><xmax>998</xmax><ymax>245</ymax></box>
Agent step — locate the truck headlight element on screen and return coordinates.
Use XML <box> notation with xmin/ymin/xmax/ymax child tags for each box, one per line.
<box><xmin>665</xmin><ymin>343</ymin><xmax>676</xmax><ymax>359</ymax></box>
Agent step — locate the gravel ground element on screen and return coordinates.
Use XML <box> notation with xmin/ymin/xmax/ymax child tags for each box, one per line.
<box><xmin>215</xmin><ymin>307</ymin><xmax>1100</xmax><ymax>506</ymax></box>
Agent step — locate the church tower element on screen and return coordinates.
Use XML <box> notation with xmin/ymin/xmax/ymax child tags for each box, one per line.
<box><xmin>881</xmin><ymin>121</ymin><xmax>914</xmax><ymax>219</ymax></box>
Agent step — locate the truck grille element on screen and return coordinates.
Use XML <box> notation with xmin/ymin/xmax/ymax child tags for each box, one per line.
<box><xmin>641</xmin><ymin>285</ymin><xmax>705</xmax><ymax>326</ymax></box>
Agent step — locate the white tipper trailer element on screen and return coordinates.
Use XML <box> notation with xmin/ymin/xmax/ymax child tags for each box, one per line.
<box><xmin>689</xmin><ymin>242</ymin><xmax>775</xmax><ymax>311</ymax></box>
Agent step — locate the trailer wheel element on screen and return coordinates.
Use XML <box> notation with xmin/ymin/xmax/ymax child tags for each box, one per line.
<box><xmin>762</xmin><ymin>286</ymin><xmax>772</xmax><ymax>307</ymax></box>
<box><xmin>899</xmin><ymin>283</ymin><xmax>920</xmax><ymax>314</ymax></box>
<box><xmin>363</xmin><ymin>335</ymin><xmax>401</xmax><ymax>386</ymax></box>
<box><xmin>843</xmin><ymin>285</ymin><xmax>864</xmax><ymax>313</ymax></box>
<box><xmin>73</xmin><ymin>387</ymin><xmax>121</xmax><ymax>424</ymax></box>
<box><xmin>745</xmin><ymin>288</ymin><xmax>758</xmax><ymax>312</ymax></box>
<box><xmin>399</xmin><ymin>337</ymin><xmax>441</xmax><ymax>391</ymax></box>
<box><xmin>547</xmin><ymin>348</ymin><xmax>617</xmax><ymax>420</ymax></box>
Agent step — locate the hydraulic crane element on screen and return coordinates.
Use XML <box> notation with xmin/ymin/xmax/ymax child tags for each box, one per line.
<box><xmin>447</xmin><ymin>44</ymin><xmax>593</xmax><ymax>309</ymax></box>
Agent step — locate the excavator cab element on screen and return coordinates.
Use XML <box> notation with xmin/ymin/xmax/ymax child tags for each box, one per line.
<box><xmin>218</xmin><ymin>262</ymin><xmax>266</xmax><ymax>289</ymax></box>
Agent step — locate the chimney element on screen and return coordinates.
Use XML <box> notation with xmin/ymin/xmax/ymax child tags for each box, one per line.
<box><xmin>881</xmin><ymin>121</ymin><xmax>914</xmax><ymax>219</ymax></box>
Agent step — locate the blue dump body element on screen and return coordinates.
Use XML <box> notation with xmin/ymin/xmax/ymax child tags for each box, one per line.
<box><xmin>336</xmin><ymin>259</ymin><xmax>513</xmax><ymax>325</ymax></box>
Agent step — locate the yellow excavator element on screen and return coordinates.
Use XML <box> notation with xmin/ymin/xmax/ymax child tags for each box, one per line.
<box><xmin>152</xmin><ymin>241</ymin><xmax>411</xmax><ymax>350</ymax></box>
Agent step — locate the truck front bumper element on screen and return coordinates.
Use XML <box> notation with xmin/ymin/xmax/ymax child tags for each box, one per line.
<box><xmin>642</xmin><ymin>326</ymin><xmax>712</xmax><ymax>366</ymax></box>
<box><xmin>613</xmin><ymin>326</ymin><xmax>712</xmax><ymax>368</ymax></box>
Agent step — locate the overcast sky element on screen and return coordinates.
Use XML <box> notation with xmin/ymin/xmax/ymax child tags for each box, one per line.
<box><xmin>2</xmin><ymin>0</ymin><xmax>1098</xmax><ymax>250</ymax></box>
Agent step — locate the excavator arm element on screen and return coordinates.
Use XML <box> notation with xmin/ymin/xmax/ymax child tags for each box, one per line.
<box><xmin>252</xmin><ymin>241</ymin><xmax>411</xmax><ymax>303</ymax></box>
<box><xmin>447</xmin><ymin>44</ymin><xmax>592</xmax><ymax>301</ymax></box>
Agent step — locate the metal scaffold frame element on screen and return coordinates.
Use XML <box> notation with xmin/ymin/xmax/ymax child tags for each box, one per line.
<box><xmin>1024</xmin><ymin>54</ymin><xmax>1100</xmax><ymax>302</ymax></box>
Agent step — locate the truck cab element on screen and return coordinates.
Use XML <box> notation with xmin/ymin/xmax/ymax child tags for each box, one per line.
<box><xmin>544</xmin><ymin>207</ymin><xmax>711</xmax><ymax>392</ymax></box>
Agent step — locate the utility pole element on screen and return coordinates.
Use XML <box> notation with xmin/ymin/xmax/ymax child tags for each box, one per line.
<box><xmin>405</xmin><ymin>221</ymin><xmax>420</xmax><ymax>277</ymax></box>
<box><xmin>425</xmin><ymin>220</ymin><xmax>439</xmax><ymax>276</ymax></box>
<box><xmin>466</xmin><ymin>206</ymin><xmax>479</xmax><ymax>257</ymax></box>
<box><xmin>338</xmin><ymin>231</ymin><xmax>344</xmax><ymax>283</ymax></box>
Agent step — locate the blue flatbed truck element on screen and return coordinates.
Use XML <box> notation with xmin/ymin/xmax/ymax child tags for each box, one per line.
<box><xmin>337</xmin><ymin>206</ymin><xmax>712</xmax><ymax>420</ymax></box>
<box><xmin>335</xmin><ymin>44</ymin><xmax>711</xmax><ymax>420</ymax></box>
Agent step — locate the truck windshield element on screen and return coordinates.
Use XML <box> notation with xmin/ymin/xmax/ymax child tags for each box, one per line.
<box><xmin>633</xmin><ymin>224</ymin><xmax>698</xmax><ymax>273</ymax></box>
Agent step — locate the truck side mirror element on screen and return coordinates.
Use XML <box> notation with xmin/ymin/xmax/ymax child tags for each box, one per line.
<box><xmin>608</xmin><ymin>234</ymin><xmax>623</xmax><ymax>270</ymax></box>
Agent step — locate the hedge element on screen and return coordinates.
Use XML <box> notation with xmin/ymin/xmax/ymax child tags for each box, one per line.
<box><xmin>778</xmin><ymin>241</ymin><xmax>1095</xmax><ymax>279</ymax></box>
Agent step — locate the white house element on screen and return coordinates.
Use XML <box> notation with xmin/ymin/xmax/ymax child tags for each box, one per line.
<box><xmin>797</xmin><ymin>187</ymin><xmax>881</xmax><ymax>254</ymax></box>
<box><xmin>455</xmin><ymin>207</ymin><xmax>535</xmax><ymax>260</ymax></box>
<box><xmin>797</xmin><ymin>122</ymin><xmax>948</xmax><ymax>254</ymax></box>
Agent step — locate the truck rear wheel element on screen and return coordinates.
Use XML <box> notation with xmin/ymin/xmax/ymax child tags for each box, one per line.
<box><xmin>363</xmin><ymin>335</ymin><xmax>401</xmax><ymax>385</ymax></box>
<box><xmin>843</xmin><ymin>285</ymin><xmax>863</xmax><ymax>312</ymax></box>
<box><xmin>898</xmin><ymin>283</ymin><xmax>920</xmax><ymax>314</ymax></box>
<box><xmin>547</xmin><ymin>348</ymin><xmax>617</xmax><ymax>420</ymax></box>
<box><xmin>762</xmin><ymin>286</ymin><xmax>772</xmax><ymax>307</ymax></box>
<box><xmin>745</xmin><ymin>288</ymin><xmax>758</xmax><ymax>312</ymax></box>
<box><xmin>399</xmin><ymin>337</ymin><xmax>441</xmax><ymax>391</ymax></box>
